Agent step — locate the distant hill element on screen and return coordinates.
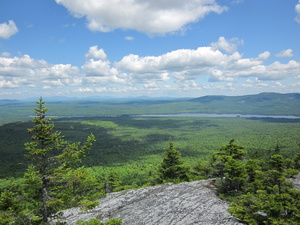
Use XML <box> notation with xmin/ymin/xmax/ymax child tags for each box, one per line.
<box><xmin>0</xmin><ymin>93</ymin><xmax>300</xmax><ymax>122</ymax></box>
<box><xmin>187</xmin><ymin>92</ymin><xmax>300</xmax><ymax>115</ymax></box>
<box><xmin>190</xmin><ymin>92</ymin><xmax>300</xmax><ymax>103</ymax></box>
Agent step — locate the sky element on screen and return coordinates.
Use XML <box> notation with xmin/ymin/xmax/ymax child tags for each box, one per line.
<box><xmin>0</xmin><ymin>0</ymin><xmax>300</xmax><ymax>99</ymax></box>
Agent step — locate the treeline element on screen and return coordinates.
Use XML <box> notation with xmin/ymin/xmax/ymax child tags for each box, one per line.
<box><xmin>1</xmin><ymin>99</ymin><xmax>300</xmax><ymax>224</ymax></box>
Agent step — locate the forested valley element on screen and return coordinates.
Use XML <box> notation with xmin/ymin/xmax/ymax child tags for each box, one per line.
<box><xmin>0</xmin><ymin>95</ymin><xmax>300</xmax><ymax>224</ymax></box>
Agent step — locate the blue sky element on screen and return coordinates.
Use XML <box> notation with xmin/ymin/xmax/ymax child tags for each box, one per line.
<box><xmin>0</xmin><ymin>0</ymin><xmax>300</xmax><ymax>99</ymax></box>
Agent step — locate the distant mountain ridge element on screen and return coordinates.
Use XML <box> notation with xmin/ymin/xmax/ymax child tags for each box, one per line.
<box><xmin>0</xmin><ymin>93</ymin><xmax>300</xmax><ymax>119</ymax></box>
<box><xmin>1</xmin><ymin>92</ymin><xmax>299</xmax><ymax>103</ymax></box>
<box><xmin>189</xmin><ymin>92</ymin><xmax>300</xmax><ymax>103</ymax></box>
<box><xmin>186</xmin><ymin>92</ymin><xmax>300</xmax><ymax>116</ymax></box>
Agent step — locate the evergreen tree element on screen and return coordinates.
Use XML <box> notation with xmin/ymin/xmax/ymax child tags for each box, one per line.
<box><xmin>210</xmin><ymin>139</ymin><xmax>247</xmax><ymax>193</ymax></box>
<box><xmin>105</xmin><ymin>169</ymin><xmax>122</xmax><ymax>193</ymax></box>
<box><xmin>191</xmin><ymin>160</ymin><xmax>213</xmax><ymax>180</ymax></box>
<box><xmin>229</xmin><ymin>152</ymin><xmax>300</xmax><ymax>224</ymax></box>
<box><xmin>223</xmin><ymin>158</ymin><xmax>247</xmax><ymax>192</ymax></box>
<box><xmin>24</xmin><ymin>97</ymin><xmax>96</xmax><ymax>223</ymax></box>
<box><xmin>211</xmin><ymin>139</ymin><xmax>246</xmax><ymax>177</ymax></box>
<box><xmin>158</xmin><ymin>142</ymin><xmax>189</xmax><ymax>183</ymax></box>
<box><xmin>292</xmin><ymin>143</ymin><xmax>300</xmax><ymax>170</ymax></box>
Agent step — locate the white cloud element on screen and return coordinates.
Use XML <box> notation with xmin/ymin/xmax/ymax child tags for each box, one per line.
<box><xmin>177</xmin><ymin>80</ymin><xmax>201</xmax><ymax>90</ymax></box>
<box><xmin>85</xmin><ymin>45</ymin><xmax>107</xmax><ymax>60</ymax></box>
<box><xmin>0</xmin><ymin>53</ymin><xmax>79</xmax><ymax>88</ymax></box>
<box><xmin>0</xmin><ymin>79</ymin><xmax>19</xmax><ymax>88</ymax></box>
<box><xmin>82</xmin><ymin>46</ymin><xmax>127</xmax><ymax>84</ymax></box>
<box><xmin>0</xmin><ymin>20</ymin><xmax>19</xmax><ymax>39</ymax></box>
<box><xmin>226</xmin><ymin>60</ymin><xmax>300</xmax><ymax>80</ymax></box>
<box><xmin>74</xmin><ymin>86</ymin><xmax>143</xmax><ymax>94</ymax></box>
<box><xmin>117</xmin><ymin>47</ymin><xmax>238</xmax><ymax>74</ymax></box>
<box><xmin>125</xmin><ymin>36</ymin><xmax>134</xmax><ymax>41</ymax></box>
<box><xmin>77</xmin><ymin>87</ymin><xmax>94</xmax><ymax>93</ymax></box>
<box><xmin>131</xmin><ymin>72</ymin><xmax>170</xmax><ymax>83</ymax></box>
<box><xmin>231</xmin><ymin>0</ymin><xmax>244</xmax><ymax>4</ymax></box>
<box><xmin>257</xmin><ymin>82</ymin><xmax>269</xmax><ymax>87</ymax></box>
<box><xmin>114</xmin><ymin>38</ymin><xmax>300</xmax><ymax>84</ymax></box>
<box><xmin>42</xmin><ymin>79</ymin><xmax>64</xmax><ymax>87</ymax></box>
<box><xmin>1</xmin><ymin>37</ymin><xmax>300</xmax><ymax>97</ymax></box>
<box><xmin>273</xmin><ymin>81</ymin><xmax>284</xmax><ymax>87</ymax></box>
<box><xmin>0</xmin><ymin>54</ymin><xmax>48</xmax><ymax>70</ymax></box>
<box><xmin>1</xmin><ymin>52</ymin><xmax>11</xmax><ymax>58</ymax></box>
<box><xmin>82</xmin><ymin>59</ymin><xmax>118</xmax><ymax>77</ymax></box>
<box><xmin>257</xmin><ymin>51</ymin><xmax>270</xmax><ymax>60</ymax></box>
<box><xmin>276</xmin><ymin>49</ymin><xmax>293</xmax><ymax>58</ymax></box>
<box><xmin>144</xmin><ymin>82</ymin><xmax>157</xmax><ymax>88</ymax></box>
<box><xmin>55</xmin><ymin>0</ymin><xmax>227</xmax><ymax>35</ymax></box>
<box><xmin>83</xmin><ymin>74</ymin><xmax>126</xmax><ymax>85</ymax></box>
<box><xmin>209</xmin><ymin>69</ymin><xmax>234</xmax><ymax>82</ymax></box>
<box><xmin>211</xmin><ymin>37</ymin><xmax>243</xmax><ymax>54</ymax></box>
<box><xmin>39</xmin><ymin>64</ymin><xmax>78</xmax><ymax>79</ymax></box>
<box><xmin>295</xmin><ymin>3</ymin><xmax>300</xmax><ymax>23</ymax></box>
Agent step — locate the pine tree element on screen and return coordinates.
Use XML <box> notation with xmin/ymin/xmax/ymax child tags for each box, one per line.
<box><xmin>24</xmin><ymin>97</ymin><xmax>96</xmax><ymax>223</ymax></box>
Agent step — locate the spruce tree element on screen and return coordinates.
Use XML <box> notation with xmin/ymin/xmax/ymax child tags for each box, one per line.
<box><xmin>105</xmin><ymin>169</ymin><xmax>122</xmax><ymax>193</ymax></box>
<box><xmin>24</xmin><ymin>97</ymin><xmax>96</xmax><ymax>223</ymax></box>
<box><xmin>158</xmin><ymin>142</ymin><xmax>189</xmax><ymax>183</ymax></box>
<box><xmin>229</xmin><ymin>151</ymin><xmax>300</xmax><ymax>224</ymax></box>
<box><xmin>211</xmin><ymin>139</ymin><xmax>247</xmax><ymax>193</ymax></box>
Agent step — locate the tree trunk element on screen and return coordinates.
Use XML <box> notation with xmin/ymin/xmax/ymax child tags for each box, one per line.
<box><xmin>42</xmin><ymin>183</ymin><xmax>48</xmax><ymax>223</ymax></box>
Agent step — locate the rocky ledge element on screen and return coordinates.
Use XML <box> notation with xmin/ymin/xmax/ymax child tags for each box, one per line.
<box><xmin>57</xmin><ymin>179</ymin><xmax>242</xmax><ymax>225</ymax></box>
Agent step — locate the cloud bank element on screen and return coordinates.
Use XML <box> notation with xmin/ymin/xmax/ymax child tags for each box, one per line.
<box><xmin>55</xmin><ymin>0</ymin><xmax>227</xmax><ymax>35</ymax></box>
<box><xmin>1</xmin><ymin>38</ymin><xmax>299</xmax><ymax>97</ymax></box>
<box><xmin>0</xmin><ymin>54</ymin><xmax>78</xmax><ymax>88</ymax></box>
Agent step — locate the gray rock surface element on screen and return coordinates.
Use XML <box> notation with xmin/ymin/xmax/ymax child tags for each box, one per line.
<box><xmin>56</xmin><ymin>179</ymin><xmax>242</xmax><ymax>225</ymax></box>
<box><xmin>290</xmin><ymin>173</ymin><xmax>300</xmax><ymax>190</ymax></box>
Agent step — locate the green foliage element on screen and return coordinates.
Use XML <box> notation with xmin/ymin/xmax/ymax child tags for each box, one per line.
<box><xmin>76</xmin><ymin>218</ymin><xmax>122</xmax><ymax>225</ymax></box>
<box><xmin>79</xmin><ymin>199</ymin><xmax>100</xmax><ymax>211</ymax></box>
<box><xmin>76</xmin><ymin>219</ymin><xmax>101</xmax><ymax>225</ymax></box>
<box><xmin>53</xmin><ymin>167</ymin><xmax>104</xmax><ymax>209</ymax></box>
<box><xmin>223</xmin><ymin>158</ymin><xmax>247</xmax><ymax>192</ymax></box>
<box><xmin>210</xmin><ymin>139</ymin><xmax>247</xmax><ymax>193</ymax></box>
<box><xmin>1</xmin><ymin>93</ymin><xmax>300</xmax><ymax>126</ymax></box>
<box><xmin>229</xmin><ymin>149</ymin><xmax>300</xmax><ymax>224</ymax></box>
<box><xmin>0</xmin><ymin>96</ymin><xmax>300</xmax><ymax>224</ymax></box>
<box><xmin>190</xmin><ymin>160</ymin><xmax>213</xmax><ymax>180</ymax></box>
<box><xmin>0</xmin><ymin>97</ymin><xmax>98</xmax><ymax>224</ymax></box>
<box><xmin>0</xmin><ymin>181</ymin><xmax>41</xmax><ymax>224</ymax></box>
<box><xmin>157</xmin><ymin>142</ymin><xmax>189</xmax><ymax>183</ymax></box>
<box><xmin>292</xmin><ymin>143</ymin><xmax>300</xmax><ymax>170</ymax></box>
<box><xmin>1</xmin><ymin>116</ymin><xmax>299</xmax><ymax>187</ymax></box>
<box><xmin>230</xmin><ymin>189</ymin><xmax>300</xmax><ymax>224</ymax></box>
<box><xmin>105</xmin><ymin>169</ymin><xmax>122</xmax><ymax>193</ymax></box>
<box><xmin>211</xmin><ymin>139</ymin><xmax>246</xmax><ymax>177</ymax></box>
<box><xmin>102</xmin><ymin>218</ymin><xmax>122</xmax><ymax>225</ymax></box>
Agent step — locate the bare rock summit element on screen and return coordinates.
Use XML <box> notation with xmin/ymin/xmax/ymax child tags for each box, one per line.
<box><xmin>57</xmin><ymin>179</ymin><xmax>242</xmax><ymax>225</ymax></box>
